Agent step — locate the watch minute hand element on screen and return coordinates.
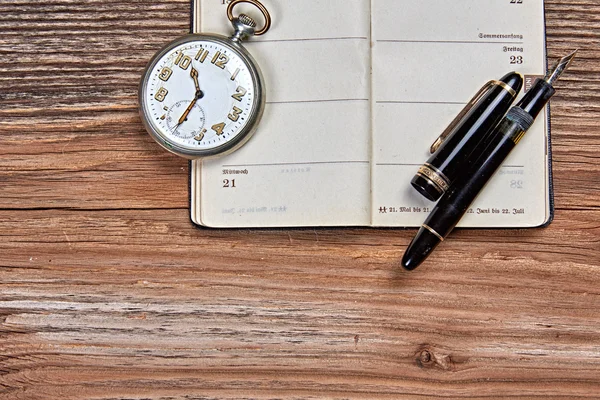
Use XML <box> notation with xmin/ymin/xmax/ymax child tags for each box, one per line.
<box><xmin>177</xmin><ymin>98</ymin><xmax>197</xmax><ymax>126</ymax></box>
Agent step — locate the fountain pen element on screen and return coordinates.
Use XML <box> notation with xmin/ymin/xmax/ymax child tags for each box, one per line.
<box><xmin>402</xmin><ymin>51</ymin><xmax>577</xmax><ymax>270</ymax></box>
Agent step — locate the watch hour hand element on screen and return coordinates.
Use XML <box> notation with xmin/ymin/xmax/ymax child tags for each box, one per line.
<box><xmin>190</xmin><ymin>67</ymin><xmax>203</xmax><ymax>99</ymax></box>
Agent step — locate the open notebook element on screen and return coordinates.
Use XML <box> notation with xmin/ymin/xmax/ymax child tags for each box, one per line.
<box><xmin>190</xmin><ymin>0</ymin><xmax>551</xmax><ymax>228</ymax></box>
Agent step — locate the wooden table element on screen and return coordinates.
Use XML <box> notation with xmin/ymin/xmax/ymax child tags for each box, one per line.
<box><xmin>1</xmin><ymin>1</ymin><xmax>599</xmax><ymax>398</ymax></box>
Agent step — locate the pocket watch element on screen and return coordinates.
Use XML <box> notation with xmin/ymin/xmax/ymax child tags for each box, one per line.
<box><xmin>139</xmin><ymin>0</ymin><xmax>271</xmax><ymax>159</ymax></box>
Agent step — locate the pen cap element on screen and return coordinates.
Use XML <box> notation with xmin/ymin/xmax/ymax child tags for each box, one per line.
<box><xmin>411</xmin><ymin>72</ymin><xmax>523</xmax><ymax>201</ymax></box>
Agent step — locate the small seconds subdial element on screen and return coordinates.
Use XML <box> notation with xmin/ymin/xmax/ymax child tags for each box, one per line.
<box><xmin>166</xmin><ymin>100</ymin><xmax>206</xmax><ymax>141</ymax></box>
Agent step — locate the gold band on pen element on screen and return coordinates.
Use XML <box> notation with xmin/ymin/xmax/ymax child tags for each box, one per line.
<box><xmin>491</xmin><ymin>79</ymin><xmax>517</xmax><ymax>97</ymax></box>
<box><xmin>416</xmin><ymin>163</ymin><xmax>450</xmax><ymax>192</ymax></box>
<box><xmin>511</xmin><ymin>130</ymin><xmax>527</xmax><ymax>145</ymax></box>
<box><xmin>422</xmin><ymin>224</ymin><xmax>445</xmax><ymax>241</ymax></box>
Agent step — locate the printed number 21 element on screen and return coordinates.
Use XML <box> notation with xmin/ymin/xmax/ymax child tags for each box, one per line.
<box><xmin>223</xmin><ymin>179</ymin><xmax>236</xmax><ymax>188</ymax></box>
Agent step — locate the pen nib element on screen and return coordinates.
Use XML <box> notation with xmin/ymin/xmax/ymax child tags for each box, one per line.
<box><xmin>544</xmin><ymin>50</ymin><xmax>577</xmax><ymax>85</ymax></box>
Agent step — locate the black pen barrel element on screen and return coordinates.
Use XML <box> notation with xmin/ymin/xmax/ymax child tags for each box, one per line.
<box><xmin>424</xmin><ymin>117</ymin><xmax>521</xmax><ymax>238</ymax></box>
<box><xmin>422</xmin><ymin>77</ymin><xmax>559</xmax><ymax>238</ymax></box>
<box><xmin>518</xmin><ymin>78</ymin><xmax>555</xmax><ymax>119</ymax></box>
<box><xmin>411</xmin><ymin>72</ymin><xmax>523</xmax><ymax>201</ymax></box>
<box><xmin>402</xmin><ymin>118</ymin><xmax>522</xmax><ymax>270</ymax></box>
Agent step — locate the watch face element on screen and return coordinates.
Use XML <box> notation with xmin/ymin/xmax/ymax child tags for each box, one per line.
<box><xmin>139</xmin><ymin>34</ymin><xmax>264</xmax><ymax>158</ymax></box>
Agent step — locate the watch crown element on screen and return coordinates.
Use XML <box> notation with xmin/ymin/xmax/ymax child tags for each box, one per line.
<box><xmin>230</xmin><ymin>14</ymin><xmax>257</xmax><ymax>42</ymax></box>
<box><xmin>238</xmin><ymin>14</ymin><xmax>257</xmax><ymax>28</ymax></box>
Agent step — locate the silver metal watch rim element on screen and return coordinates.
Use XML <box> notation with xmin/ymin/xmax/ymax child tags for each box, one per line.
<box><xmin>138</xmin><ymin>33</ymin><xmax>266</xmax><ymax>160</ymax></box>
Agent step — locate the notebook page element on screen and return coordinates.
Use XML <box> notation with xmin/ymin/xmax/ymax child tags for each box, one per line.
<box><xmin>192</xmin><ymin>0</ymin><xmax>371</xmax><ymax>227</ymax></box>
<box><xmin>371</xmin><ymin>0</ymin><xmax>549</xmax><ymax>227</ymax></box>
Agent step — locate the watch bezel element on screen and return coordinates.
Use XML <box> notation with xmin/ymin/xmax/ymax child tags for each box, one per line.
<box><xmin>139</xmin><ymin>33</ymin><xmax>266</xmax><ymax>159</ymax></box>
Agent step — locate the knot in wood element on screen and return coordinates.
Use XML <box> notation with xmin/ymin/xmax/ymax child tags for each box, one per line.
<box><xmin>419</xmin><ymin>350</ymin><xmax>432</xmax><ymax>363</ymax></box>
<box><xmin>415</xmin><ymin>346</ymin><xmax>456</xmax><ymax>371</ymax></box>
<box><xmin>416</xmin><ymin>348</ymin><xmax>435</xmax><ymax>368</ymax></box>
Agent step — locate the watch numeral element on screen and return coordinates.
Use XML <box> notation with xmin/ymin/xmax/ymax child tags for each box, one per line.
<box><xmin>230</xmin><ymin>68</ymin><xmax>240</xmax><ymax>81</ymax></box>
<box><xmin>232</xmin><ymin>86</ymin><xmax>247</xmax><ymax>102</ymax></box>
<box><xmin>194</xmin><ymin>128</ymin><xmax>207</xmax><ymax>142</ymax></box>
<box><xmin>154</xmin><ymin>87</ymin><xmax>168</xmax><ymax>102</ymax></box>
<box><xmin>211</xmin><ymin>51</ymin><xmax>229</xmax><ymax>69</ymax></box>
<box><xmin>175</xmin><ymin>52</ymin><xmax>192</xmax><ymax>70</ymax></box>
<box><xmin>228</xmin><ymin>106</ymin><xmax>243</xmax><ymax>122</ymax></box>
<box><xmin>195</xmin><ymin>48</ymin><xmax>209</xmax><ymax>63</ymax></box>
<box><xmin>158</xmin><ymin>67</ymin><xmax>172</xmax><ymax>81</ymax></box>
<box><xmin>211</xmin><ymin>122</ymin><xmax>226</xmax><ymax>136</ymax></box>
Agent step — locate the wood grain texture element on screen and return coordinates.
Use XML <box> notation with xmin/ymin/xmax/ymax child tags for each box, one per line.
<box><xmin>0</xmin><ymin>1</ymin><xmax>599</xmax><ymax>399</ymax></box>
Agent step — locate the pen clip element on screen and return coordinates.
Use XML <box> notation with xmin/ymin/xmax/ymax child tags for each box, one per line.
<box><xmin>429</xmin><ymin>80</ymin><xmax>497</xmax><ymax>154</ymax></box>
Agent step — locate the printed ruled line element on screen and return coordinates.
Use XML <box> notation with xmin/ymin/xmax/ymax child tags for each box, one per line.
<box><xmin>376</xmin><ymin>163</ymin><xmax>422</xmax><ymax>167</ymax></box>
<box><xmin>267</xmin><ymin>99</ymin><xmax>369</xmax><ymax>105</ymax></box>
<box><xmin>376</xmin><ymin>101</ymin><xmax>467</xmax><ymax>105</ymax></box>
<box><xmin>255</xmin><ymin>37</ymin><xmax>368</xmax><ymax>43</ymax></box>
<box><xmin>377</xmin><ymin>39</ymin><xmax>523</xmax><ymax>45</ymax></box>
<box><xmin>375</xmin><ymin>163</ymin><xmax>526</xmax><ymax>168</ymax></box>
<box><xmin>223</xmin><ymin>161</ymin><xmax>370</xmax><ymax>168</ymax></box>
<box><xmin>227</xmin><ymin>163</ymin><xmax>524</xmax><ymax>168</ymax></box>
